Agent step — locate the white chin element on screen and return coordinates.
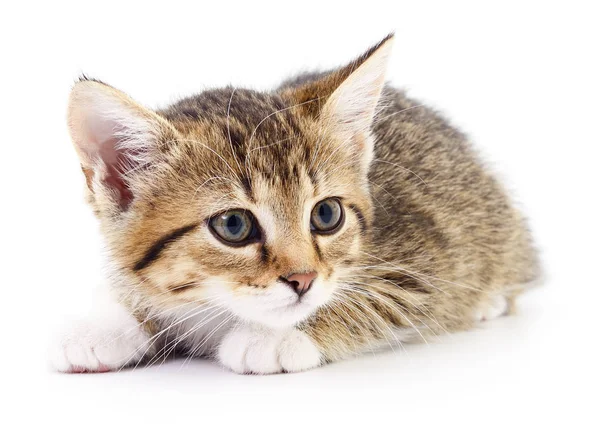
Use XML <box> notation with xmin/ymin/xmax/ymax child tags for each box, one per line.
<box><xmin>249</xmin><ymin>301</ymin><xmax>317</xmax><ymax>328</ymax></box>
<box><xmin>222</xmin><ymin>283</ymin><xmax>333</xmax><ymax>328</ymax></box>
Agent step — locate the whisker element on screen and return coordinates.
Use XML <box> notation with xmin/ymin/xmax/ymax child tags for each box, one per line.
<box><xmin>334</xmin><ymin>289</ymin><xmax>406</xmax><ymax>354</ymax></box>
<box><xmin>372</xmin><ymin>158</ymin><xmax>428</xmax><ymax>186</ymax></box>
<box><xmin>180</xmin><ymin>313</ymin><xmax>236</xmax><ymax>368</ymax></box>
<box><xmin>341</xmin><ymin>281</ymin><xmax>431</xmax><ymax>344</ymax></box>
<box><xmin>226</xmin><ymin>87</ymin><xmax>245</xmax><ymax>176</ymax></box>
<box><xmin>375</xmin><ymin>104</ymin><xmax>425</xmax><ymax>122</ymax></box>
<box><xmin>346</xmin><ymin>273</ymin><xmax>450</xmax><ymax>337</ymax></box>
<box><xmin>248</xmin><ymin>97</ymin><xmax>321</xmax><ymax>149</ymax></box>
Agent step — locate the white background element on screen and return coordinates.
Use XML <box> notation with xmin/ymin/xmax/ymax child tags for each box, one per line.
<box><xmin>2</xmin><ymin>1</ymin><xmax>599</xmax><ymax>435</ymax></box>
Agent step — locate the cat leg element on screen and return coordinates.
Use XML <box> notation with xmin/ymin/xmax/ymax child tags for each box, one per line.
<box><xmin>49</xmin><ymin>295</ymin><xmax>153</xmax><ymax>373</ymax></box>
<box><xmin>473</xmin><ymin>294</ymin><xmax>511</xmax><ymax>322</ymax></box>
<box><xmin>217</xmin><ymin>323</ymin><xmax>322</xmax><ymax>374</ymax></box>
<box><xmin>473</xmin><ymin>283</ymin><xmax>531</xmax><ymax>322</ymax></box>
<box><xmin>217</xmin><ymin>283</ymin><xmax>433</xmax><ymax>374</ymax></box>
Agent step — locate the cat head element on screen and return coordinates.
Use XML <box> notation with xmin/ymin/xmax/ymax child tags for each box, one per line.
<box><xmin>67</xmin><ymin>35</ymin><xmax>393</xmax><ymax>327</ymax></box>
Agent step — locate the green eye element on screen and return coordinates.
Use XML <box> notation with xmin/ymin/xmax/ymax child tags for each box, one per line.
<box><xmin>209</xmin><ymin>210</ymin><xmax>259</xmax><ymax>245</ymax></box>
<box><xmin>311</xmin><ymin>198</ymin><xmax>344</xmax><ymax>234</ymax></box>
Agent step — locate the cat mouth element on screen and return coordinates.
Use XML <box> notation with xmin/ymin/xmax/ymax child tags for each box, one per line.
<box><xmin>278</xmin><ymin>298</ymin><xmax>311</xmax><ymax>311</ymax></box>
<box><xmin>290</xmin><ymin>298</ymin><xmax>322</xmax><ymax>315</ymax></box>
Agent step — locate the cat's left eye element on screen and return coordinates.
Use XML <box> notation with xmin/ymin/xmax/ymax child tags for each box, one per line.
<box><xmin>311</xmin><ymin>198</ymin><xmax>344</xmax><ymax>234</ymax></box>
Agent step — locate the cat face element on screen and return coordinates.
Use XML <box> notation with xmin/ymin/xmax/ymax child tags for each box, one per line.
<box><xmin>67</xmin><ymin>36</ymin><xmax>393</xmax><ymax>327</ymax></box>
<box><xmin>121</xmin><ymin>101</ymin><xmax>373</xmax><ymax>327</ymax></box>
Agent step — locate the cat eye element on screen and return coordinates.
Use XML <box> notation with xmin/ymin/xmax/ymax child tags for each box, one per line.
<box><xmin>311</xmin><ymin>198</ymin><xmax>344</xmax><ymax>234</ymax></box>
<box><xmin>208</xmin><ymin>209</ymin><xmax>260</xmax><ymax>246</ymax></box>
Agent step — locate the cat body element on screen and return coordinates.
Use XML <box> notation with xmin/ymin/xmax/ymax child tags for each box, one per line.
<box><xmin>51</xmin><ymin>35</ymin><xmax>539</xmax><ymax>374</ymax></box>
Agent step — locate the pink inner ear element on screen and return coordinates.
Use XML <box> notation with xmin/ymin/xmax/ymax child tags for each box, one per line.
<box><xmin>87</xmin><ymin>116</ymin><xmax>135</xmax><ymax>210</ymax></box>
<box><xmin>103</xmin><ymin>160</ymin><xmax>134</xmax><ymax>210</ymax></box>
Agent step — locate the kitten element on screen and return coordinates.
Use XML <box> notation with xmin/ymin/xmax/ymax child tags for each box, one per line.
<box><xmin>51</xmin><ymin>34</ymin><xmax>539</xmax><ymax>374</ymax></box>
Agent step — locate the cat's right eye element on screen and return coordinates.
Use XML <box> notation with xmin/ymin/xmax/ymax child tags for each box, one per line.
<box><xmin>208</xmin><ymin>209</ymin><xmax>260</xmax><ymax>246</ymax></box>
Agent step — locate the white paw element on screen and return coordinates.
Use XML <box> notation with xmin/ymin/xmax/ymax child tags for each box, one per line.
<box><xmin>474</xmin><ymin>295</ymin><xmax>509</xmax><ymax>322</ymax></box>
<box><xmin>217</xmin><ymin>325</ymin><xmax>322</xmax><ymax>374</ymax></box>
<box><xmin>49</xmin><ymin>311</ymin><xmax>151</xmax><ymax>373</ymax></box>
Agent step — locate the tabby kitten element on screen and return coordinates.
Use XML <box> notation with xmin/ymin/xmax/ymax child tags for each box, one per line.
<box><xmin>51</xmin><ymin>34</ymin><xmax>539</xmax><ymax>374</ymax></box>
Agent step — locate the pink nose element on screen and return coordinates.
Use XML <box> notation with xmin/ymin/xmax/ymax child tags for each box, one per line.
<box><xmin>284</xmin><ymin>272</ymin><xmax>317</xmax><ymax>297</ymax></box>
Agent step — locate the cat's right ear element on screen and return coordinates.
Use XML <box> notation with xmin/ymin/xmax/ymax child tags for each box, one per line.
<box><xmin>67</xmin><ymin>79</ymin><xmax>176</xmax><ymax>211</ymax></box>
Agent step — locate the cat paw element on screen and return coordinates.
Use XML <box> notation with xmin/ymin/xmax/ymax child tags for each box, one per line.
<box><xmin>474</xmin><ymin>295</ymin><xmax>509</xmax><ymax>322</ymax></box>
<box><xmin>217</xmin><ymin>325</ymin><xmax>322</xmax><ymax>374</ymax></box>
<box><xmin>49</xmin><ymin>316</ymin><xmax>151</xmax><ymax>373</ymax></box>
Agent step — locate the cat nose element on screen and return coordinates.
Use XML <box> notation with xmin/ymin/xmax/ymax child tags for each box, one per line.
<box><xmin>281</xmin><ymin>272</ymin><xmax>317</xmax><ymax>297</ymax></box>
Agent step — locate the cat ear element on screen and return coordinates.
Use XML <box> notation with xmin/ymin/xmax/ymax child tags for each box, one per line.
<box><xmin>67</xmin><ymin>79</ymin><xmax>174</xmax><ymax>210</ymax></box>
<box><xmin>281</xmin><ymin>34</ymin><xmax>394</xmax><ymax>170</ymax></box>
<box><xmin>320</xmin><ymin>35</ymin><xmax>393</xmax><ymax>145</ymax></box>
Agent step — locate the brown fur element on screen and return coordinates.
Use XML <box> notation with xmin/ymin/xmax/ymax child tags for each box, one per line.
<box><xmin>67</xmin><ymin>35</ymin><xmax>539</xmax><ymax>365</ymax></box>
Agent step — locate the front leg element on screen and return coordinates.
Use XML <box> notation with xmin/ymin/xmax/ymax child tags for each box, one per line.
<box><xmin>49</xmin><ymin>295</ymin><xmax>154</xmax><ymax>373</ymax></box>
<box><xmin>217</xmin><ymin>323</ymin><xmax>322</xmax><ymax>374</ymax></box>
<box><xmin>217</xmin><ymin>283</ymin><xmax>433</xmax><ymax>374</ymax></box>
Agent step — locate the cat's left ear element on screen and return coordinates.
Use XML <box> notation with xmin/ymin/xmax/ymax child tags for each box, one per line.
<box><xmin>320</xmin><ymin>36</ymin><xmax>393</xmax><ymax>165</ymax></box>
<box><xmin>282</xmin><ymin>34</ymin><xmax>394</xmax><ymax>171</ymax></box>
